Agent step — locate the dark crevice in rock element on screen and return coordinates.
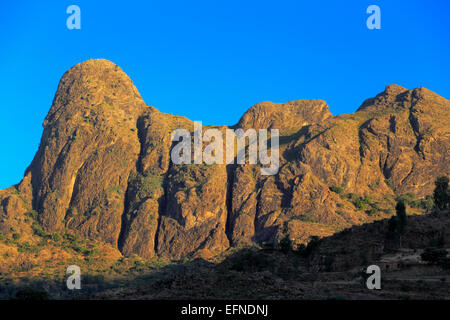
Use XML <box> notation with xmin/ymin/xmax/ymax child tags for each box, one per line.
<box><xmin>408</xmin><ymin>106</ymin><xmax>425</xmax><ymax>160</ymax></box>
<box><xmin>358</xmin><ymin>119</ymin><xmax>372</xmax><ymax>164</ymax></box>
<box><xmin>389</xmin><ymin>115</ymin><xmax>396</xmax><ymax>134</ymax></box>
<box><xmin>400</xmin><ymin>164</ymin><xmax>415</xmax><ymax>186</ymax></box>
<box><xmin>117</xmin><ymin>116</ymin><xmax>146</xmax><ymax>252</ymax></box>
<box><xmin>155</xmin><ymin>141</ymin><xmax>176</xmax><ymax>255</ymax></box>
<box><xmin>224</xmin><ymin>164</ymin><xmax>236</xmax><ymax>245</ymax></box>
<box><xmin>135</xmin><ymin>114</ymin><xmax>149</xmax><ymax>173</ymax></box>
<box><xmin>117</xmin><ymin>176</ymin><xmax>131</xmax><ymax>251</ymax></box>
<box><xmin>382</xmin><ymin>136</ymin><xmax>393</xmax><ymax>182</ymax></box>
<box><xmin>253</xmin><ymin>185</ymin><xmax>263</xmax><ymax>244</ymax></box>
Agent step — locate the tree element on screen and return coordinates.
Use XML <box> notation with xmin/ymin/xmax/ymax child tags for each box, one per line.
<box><xmin>388</xmin><ymin>200</ymin><xmax>407</xmax><ymax>246</ymax></box>
<box><xmin>433</xmin><ymin>176</ymin><xmax>449</xmax><ymax>211</ymax></box>
<box><xmin>279</xmin><ymin>235</ymin><xmax>292</xmax><ymax>253</ymax></box>
<box><xmin>395</xmin><ymin>200</ymin><xmax>407</xmax><ymax>234</ymax></box>
<box><xmin>302</xmin><ymin>236</ymin><xmax>321</xmax><ymax>257</ymax></box>
<box><xmin>421</xmin><ymin>247</ymin><xmax>448</xmax><ymax>264</ymax></box>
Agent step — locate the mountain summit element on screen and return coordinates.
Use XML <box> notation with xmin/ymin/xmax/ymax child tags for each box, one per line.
<box><xmin>1</xmin><ymin>59</ymin><xmax>449</xmax><ymax>260</ymax></box>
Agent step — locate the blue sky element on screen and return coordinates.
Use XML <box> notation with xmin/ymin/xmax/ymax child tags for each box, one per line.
<box><xmin>0</xmin><ymin>0</ymin><xmax>449</xmax><ymax>189</ymax></box>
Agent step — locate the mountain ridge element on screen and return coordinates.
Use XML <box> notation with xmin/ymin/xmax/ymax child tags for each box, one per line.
<box><xmin>0</xmin><ymin>59</ymin><xmax>449</xmax><ymax>260</ymax></box>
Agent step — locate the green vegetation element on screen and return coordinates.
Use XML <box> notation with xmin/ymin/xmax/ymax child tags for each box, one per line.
<box><xmin>51</xmin><ymin>233</ymin><xmax>61</xmax><ymax>242</ymax></box>
<box><xmin>433</xmin><ymin>176</ymin><xmax>449</xmax><ymax>211</ymax></box>
<box><xmin>385</xmin><ymin>178</ymin><xmax>393</xmax><ymax>188</ymax></box>
<box><xmin>386</xmin><ymin>200</ymin><xmax>407</xmax><ymax>243</ymax></box>
<box><xmin>346</xmin><ymin>194</ymin><xmax>371</xmax><ymax>211</ymax></box>
<box><xmin>26</xmin><ymin>210</ymin><xmax>39</xmax><ymax>220</ymax></box>
<box><xmin>396</xmin><ymin>193</ymin><xmax>434</xmax><ymax>210</ymax></box>
<box><xmin>230</xmin><ymin>249</ymin><xmax>277</xmax><ymax>272</ymax></box>
<box><xmin>329</xmin><ymin>186</ymin><xmax>343</xmax><ymax>194</ymax></box>
<box><xmin>31</xmin><ymin>222</ymin><xmax>48</xmax><ymax>238</ymax></box>
<box><xmin>353</xmin><ymin>198</ymin><xmax>366</xmax><ymax>210</ymax></box>
<box><xmin>238</xmin><ymin>211</ymin><xmax>251</xmax><ymax>217</ymax></box>
<box><xmin>17</xmin><ymin>242</ymin><xmax>39</xmax><ymax>253</ymax></box>
<box><xmin>395</xmin><ymin>200</ymin><xmax>407</xmax><ymax>234</ymax></box>
<box><xmin>148</xmin><ymin>215</ymin><xmax>157</xmax><ymax>226</ymax></box>
<box><xmin>128</xmin><ymin>172</ymin><xmax>163</xmax><ymax>201</ymax></box>
<box><xmin>293</xmin><ymin>212</ymin><xmax>317</xmax><ymax>223</ymax></box>
<box><xmin>296</xmin><ymin>235</ymin><xmax>322</xmax><ymax>257</ymax></box>
<box><xmin>15</xmin><ymin>287</ymin><xmax>49</xmax><ymax>301</ymax></box>
<box><xmin>108</xmin><ymin>185</ymin><xmax>123</xmax><ymax>194</ymax></box>
<box><xmin>279</xmin><ymin>235</ymin><xmax>293</xmax><ymax>253</ymax></box>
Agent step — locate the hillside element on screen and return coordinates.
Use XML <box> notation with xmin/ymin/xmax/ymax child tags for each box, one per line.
<box><xmin>0</xmin><ymin>59</ymin><xmax>449</xmax><ymax>266</ymax></box>
<box><xmin>1</xmin><ymin>209</ymin><xmax>448</xmax><ymax>300</ymax></box>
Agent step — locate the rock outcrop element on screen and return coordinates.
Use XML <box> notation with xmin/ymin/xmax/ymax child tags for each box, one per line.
<box><xmin>0</xmin><ymin>59</ymin><xmax>448</xmax><ymax>260</ymax></box>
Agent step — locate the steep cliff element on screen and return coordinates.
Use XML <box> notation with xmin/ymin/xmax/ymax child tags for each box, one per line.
<box><xmin>0</xmin><ymin>59</ymin><xmax>448</xmax><ymax>260</ymax></box>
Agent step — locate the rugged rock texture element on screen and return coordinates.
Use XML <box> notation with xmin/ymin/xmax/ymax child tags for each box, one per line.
<box><xmin>237</xmin><ymin>99</ymin><xmax>332</xmax><ymax>134</ymax></box>
<box><xmin>0</xmin><ymin>60</ymin><xmax>448</xmax><ymax>260</ymax></box>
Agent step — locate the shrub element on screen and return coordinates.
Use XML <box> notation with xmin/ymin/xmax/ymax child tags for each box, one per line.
<box><xmin>301</xmin><ymin>236</ymin><xmax>321</xmax><ymax>257</ymax></box>
<box><xmin>295</xmin><ymin>243</ymin><xmax>306</xmax><ymax>255</ymax></box>
<box><xmin>429</xmin><ymin>235</ymin><xmax>445</xmax><ymax>248</ymax></box>
<box><xmin>83</xmin><ymin>274</ymin><xmax>106</xmax><ymax>284</ymax></box>
<box><xmin>385</xmin><ymin>178</ymin><xmax>393</xmax><ymax>188</ymax></box>
<box><xmin>396</xmin><ymin>193</ymin><xmax>433</xmax><ymax>210</ymax></box>
<box><xmin>108</xmin><ymin>185</ymin><xmax>122</xmax><ymax>194</ymax></box>
<box><xmin>414</xmin><ymin>196</ymin><xmax>434</xmax><ymax>210</ymax></box>
<box><xmin>346</xmin><ymin>193</ymin><xmax>356</xmax><ymax>200</ymax></box>
<box><xmin>18</xmin><ymin>242</ymin><xmax>38</xmax><ymax>254</ymax></box>
<box><xmin>359</xmin><ymin>251</ymin><xmax>368</xmax><ymax>265</ymax></box>
<box><xmin>262</xmin><ymin>241</ymin><xmax>274</xmax><ymax>249</ymax></box>
<box><xmin>324</xmin><ymin>255</ymin><xmax>335</xmax><ymax>272</ymax></box>
<box><xmin>279</xmin><ymin>235</ymin><xmax>292</xmax><ymax>253</ymax></box>
<box><xmin>395</xmin><ymin>200</ymin><xmax>407</xmax><ymax>234</ymax></box>
<box><xmin>32</xmin><ymin>222</ymin><xmax>47</xmax><ymax>238</ymax></box>
<box><xmin>51</xmin><ymin>233</ymin><xmax>61</xmax><ymax>242</ymax></box>
<box><xmin>12</xmin><ymin>233</ymin><xmax>21</xmax><ymax>241</ymax></box>
<box><xmin>330</xmin><ymin>186</ymin><xmax>343</xmax><ymax>194</ymax></box>
<box><xmin>433</xmin><ymin>176</ymin><xmax>449</xmax><ymax>211</ymax></box>
<box><xmin>298</xmin><ymin>213</ymin><xmax>316</xmax><ymax>223</ymax></box>
<box><xmin>129</xmin><ymin>172</ymin><xmax>163</xmax><ymax>201</ymax></box>
<box><xmin>386</xmin><ymin>216</ymin><xmax>399</xmax><ymax>239</ymax></box>
<box><xmin>353</xmin><ymin>198</ymin><xmax>366</xmax><ymax>210</ymax></box>
<box><xmin>27</xmin><ymin>210</ymin><xmax>39</xmax><ymax>220</ymax></box>
<box><xmin>230</xmin><ymin>250</ymin><xmax>276</xmax><ymax>272</ymax></box>
<box><xmin>396</xmin><ymin>193</ymin><xmax>415</xmax><ymax>205</ymax></box>
<box><xmin>15</xmin><ymin>288</ymin><xmax>49</xmax><ymax>301</ymax></box>
<box><xmin>421</xmin><ymin>247</ymin><xmax>448</xmax><ymax>264</ymax></box>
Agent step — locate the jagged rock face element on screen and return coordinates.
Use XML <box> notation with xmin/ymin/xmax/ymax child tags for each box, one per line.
<box><xmin>27</xmin><ymin>59</ymin><xmax>147</xmax><ymax>245</ymax></box>
<box><xmin>237</xmin><ymin>99</ymin><xmax>332</xmax><ymax>134</ymax></box>
<box><xmin>160</xmin><ymin>163</ymin><xmax>229</xmax><ymax>255</ymax></box>
<box><xmin>0</xmin><ymin>60</ymin><xmax>449</xmax><ymax>260</ymax></box>
<box><xmin>355</xmin><ymin>85</ymin><xmax>449</xmax><ymax>196</ymax></box>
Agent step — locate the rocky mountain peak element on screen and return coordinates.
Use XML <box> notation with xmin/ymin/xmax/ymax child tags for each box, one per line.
<box><xmin>237</xmin><ymin>99</ymin><xmax>332</xmax><ymax>134</ymax></box>
<box><xmin>44</xmin><ymin>59</ymin><xmax>144</xmax><ymax>128</ymax></box>
<box><xmin>0</xmin><ymin>60</ymin><xmax>448</xmax><ymax>262</ymax></box>
<box><xmin>384</xmin><ymin>84</ymin><xmax>409</xmax><ymax>96</ymax></box>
